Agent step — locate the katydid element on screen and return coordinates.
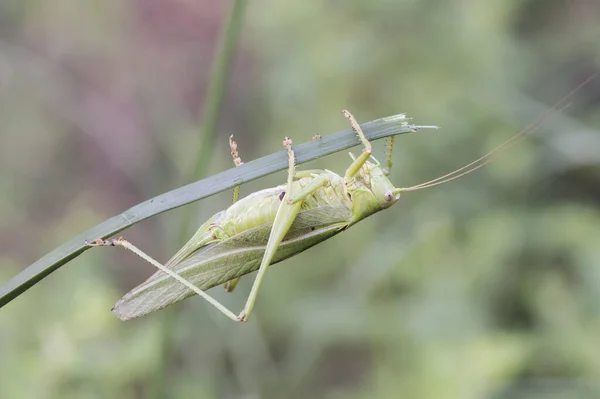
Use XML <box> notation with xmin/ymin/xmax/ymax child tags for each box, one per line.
<box><xmin>90</xmin><ymin>110</ymin><xmax>428</xmax><ymax>322</ymax></box>
<box><xmin>89</xmin><ymin>81</ymin><xmax>590</xmax><ymax>322</ymax></box>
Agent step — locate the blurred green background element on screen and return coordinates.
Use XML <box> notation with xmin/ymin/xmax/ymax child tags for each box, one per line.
<box><xmin>1</xmin><ymin>1</ymin><xmax>600</xmax><ymax>398</ymax></box>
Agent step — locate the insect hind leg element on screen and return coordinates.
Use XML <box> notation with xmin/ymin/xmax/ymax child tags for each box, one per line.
<box><xmin>224</xmin><ymin>135</ymin><xmax>244</xmax><ymax>292</ymax></box>
<box><xmin>229</xmin><ymin>134</ymin><xmax>244</xmax><ymax>202</ymax></box>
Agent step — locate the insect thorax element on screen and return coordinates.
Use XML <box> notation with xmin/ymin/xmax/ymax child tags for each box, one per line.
<box><xmin>219</xmin><ymin>172</ymin><xmax>349</xmax><ymax>238</ymax></box>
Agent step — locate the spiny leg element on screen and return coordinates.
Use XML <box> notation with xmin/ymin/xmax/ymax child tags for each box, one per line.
<box><xmin>237</xmin><ymin>137</ymin><xmax>321</xmax><ymax>322</ymax></box>
<box><xmin>229</xmin><ymin>134</ymin><xmax>244</xmax><ymax>202</ymax></box>
<box><xmin>286</xmin><ymin>174</ymin><xmax>328</xmax><ymax>204</ymax></box>
<box><xmin>87</xmin><ymin>238</ymin><xmax>241</xmax><ymax>322</ymax></box>
<box><xmin>342</xmin><ymin>110</ymin><xmax>373</xmax><ymax>179</ymax></box>
<box><xmin>223</xmin><ymin>135</ymin><xmax>244</xmax><ymax>292</ymax></box>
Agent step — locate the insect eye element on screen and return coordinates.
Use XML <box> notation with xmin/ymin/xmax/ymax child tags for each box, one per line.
<box><xmin>384</xmin><ymin>192</ymin><xmax>394</xmax><ymax>201</ymax></box>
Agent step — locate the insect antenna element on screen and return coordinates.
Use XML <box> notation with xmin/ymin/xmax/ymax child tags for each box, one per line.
<box><xmin>399</xmin><ymin>75</ymin><xmax>595</xmax><ymax>192</ymax></box>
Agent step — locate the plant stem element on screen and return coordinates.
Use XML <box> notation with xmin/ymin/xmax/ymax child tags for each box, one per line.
<box><xmin>153</xmin><ymin>1</ymin><xmax>248</xmax><ymax>397</ymax></box>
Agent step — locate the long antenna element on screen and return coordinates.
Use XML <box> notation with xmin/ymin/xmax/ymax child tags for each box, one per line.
<box><xmin>400</xmin><ymin>75</ymin><xmax>595</xmax><ymax>192</ymax></box>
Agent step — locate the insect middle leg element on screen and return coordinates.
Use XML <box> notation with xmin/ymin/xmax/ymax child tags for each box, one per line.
<box><xmin>237</xmin><ymin>138</ymin><xmax>330</xmax><ymax>322</ymax></box>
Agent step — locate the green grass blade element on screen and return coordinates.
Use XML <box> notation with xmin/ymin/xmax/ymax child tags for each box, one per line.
<box><xmin>0</xmin><ymin>115</ymin><xmax>437</xmax><ymax>308</ymax></box>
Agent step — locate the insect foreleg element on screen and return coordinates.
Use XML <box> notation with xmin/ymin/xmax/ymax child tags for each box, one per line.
<box><xmin>88</xmin><ymin>238</ymin><xmax>241</xmax><ymax>322</ymax></box>
<box><xmin>224</xmin><ymin>134</ymin><xmax>244</xmax><ymax>293</ymax></box>
<box><xmin>342</xmin><ymin>110</ymin><xmax>373</xmax><ymax>179</ymax></box>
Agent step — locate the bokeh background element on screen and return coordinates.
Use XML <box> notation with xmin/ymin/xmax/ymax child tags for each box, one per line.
<box><xmin>1</xmin><ymin>1</ymin><xmax>600</xmax><ymax>398</ymax></box>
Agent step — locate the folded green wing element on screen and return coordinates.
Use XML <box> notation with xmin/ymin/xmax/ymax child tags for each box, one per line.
<box><xmin>112</xmin><ymin>204</ymin><xmax>351</xmax><ymax>320</ymax></box>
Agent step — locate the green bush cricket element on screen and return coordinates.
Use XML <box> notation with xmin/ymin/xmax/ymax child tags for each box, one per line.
<box><xmin>89</xmin><ymin>80</ymin><xmax>591</xmax><ymax>323</ymax></box>
<box><xmin>90</xmin><ymin>110</ymin><xmax>438</xmax><ymax>322</ymax></box>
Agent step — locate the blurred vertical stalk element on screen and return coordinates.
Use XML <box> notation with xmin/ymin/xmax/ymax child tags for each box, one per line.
<box><xmin>185</xmin><ymin>0</ymin><xmax>248</xmax><ymax>202</ymax></box>
<box><xmin>152</xmin><ymin>0</ymin><xmax>248</xmax><ymax>397</ymax></box>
